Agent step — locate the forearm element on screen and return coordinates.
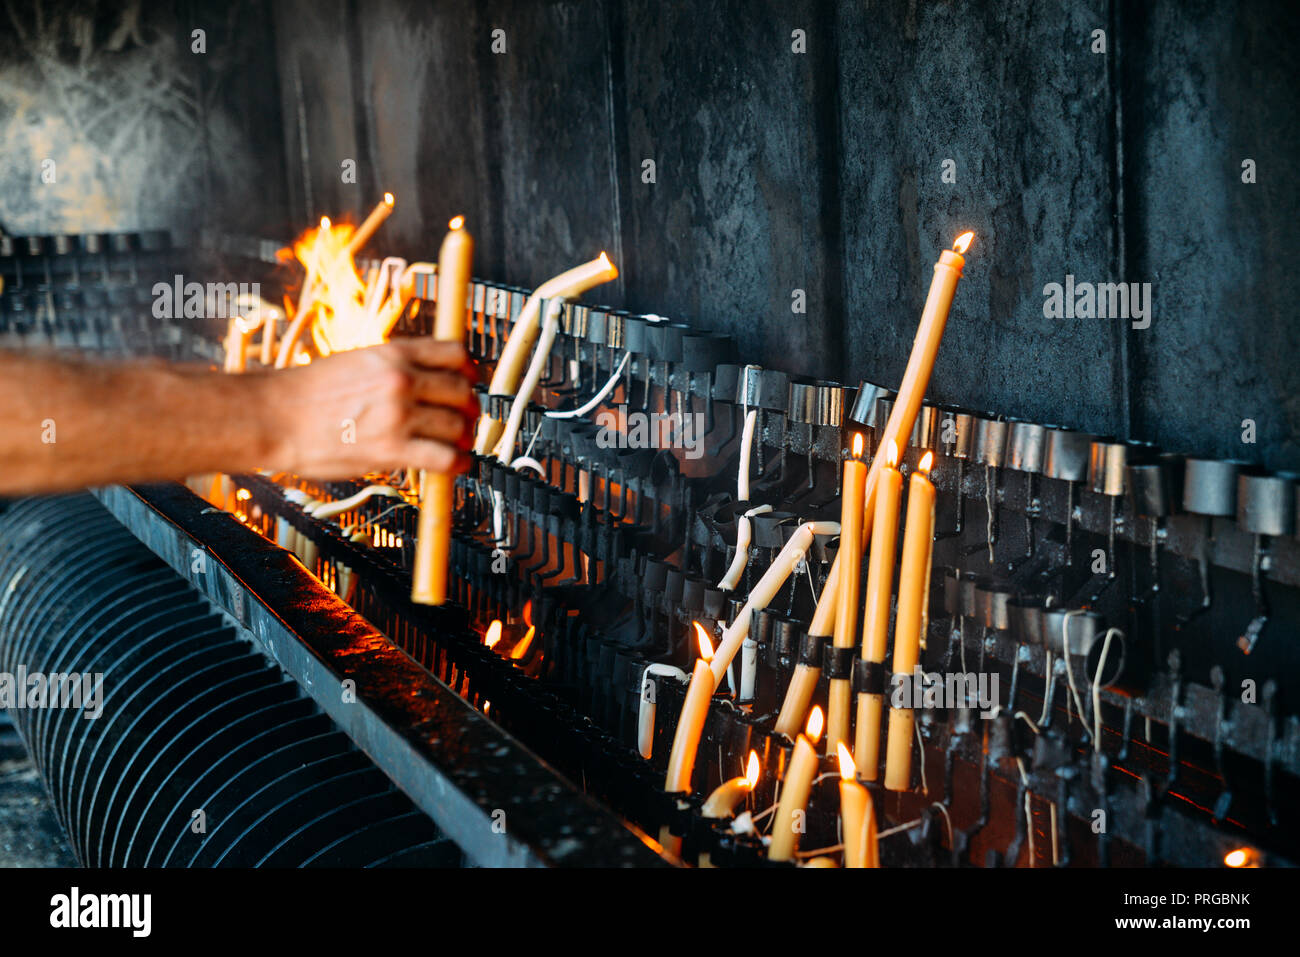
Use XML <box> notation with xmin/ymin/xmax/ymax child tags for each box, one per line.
<box><xmin>0</xmin><ymin>351</ymin><xmax>277</xmax><ymax>496</ymax></box>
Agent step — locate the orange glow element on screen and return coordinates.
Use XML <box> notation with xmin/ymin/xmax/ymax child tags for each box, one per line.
<box><xmin>745</xmin><ymin>751</ymin><xmax>761</xmax><ymax>788</ymax></box>
<box><xmin>694</xmin><ymin>621</ymin><xmax>714</xmax><ymax>662</ymax></box>
<box><xmin>806</xmin><ymin>705</ymin><xmax>824</xmax><ymax>743</ymax></box>
<box><xmin>522</xmin><ymin>599</ymin><xmax>533</xmax><ymax>627</ymax></box>
<box><xmin>449</xmin><ymin>215</ymin><xmax>465</xmax><ymax>230</ymax></box>
<box><xmin>384</xmin><ymin>192</ymin><xmax>395</xmax><ymax>207</ymax></box>
<box><xmin>952</xmin><ymin>231</ymin><xmax>975</xmax><ymax>254</ymax></box>
<box><xmin>886</xmin><ymin>440</ymin><xmax>899</xmax><ymax>468</ymax></box>
<box><xmin>1224</xmin><ymin>848</ymin><xmax>1257</xmax><ymax>868</ymax></box>
<box><xmin>918</xmin><ymin>450</ymin><xmax>935</xmax><ymax>474</ymax></box>
<box><xmin>235</xmin><ymin>488</ymin><xmax>251</xmax><ymax>501</ymax></box>
<box><xmin>837</xmin><ymin>741</ymin><xmax>857</xmax><ymax>780</ymax></box>
<box><xmin>484</xmin><ymin>620</ymin><xmax>503</xmax><ymax>649</ymax></box>
<box><xmin>510</xmin><ymin>625</ymin><xmax>535</xmax><ymax>660</ymax></box>
<box><xmin>851</xmin><ymin>432</ymin><xmax>864</xmax><ymax>457</ymax></box>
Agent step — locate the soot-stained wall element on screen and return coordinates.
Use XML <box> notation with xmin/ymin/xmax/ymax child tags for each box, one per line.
<box><xmin>5</xmin><ymin>1</ymin><xmax>1294</xmax><ymax>469</ymax></box>
<box><xmin>269</xmin><ymin>0</ymin><xmax>1298</xmax><ymax>469</ymax></box>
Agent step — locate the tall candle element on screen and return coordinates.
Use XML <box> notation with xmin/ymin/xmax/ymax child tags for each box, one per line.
<box><xmin>884</xmin><ymin>451</ymin><xmax>936</xmax><ymax>791</ymax></box>
<box><xmin>855</xmin><ymin>441</ymin><xmax>902</xmax><ymax>780</ymax></box>
<box><xmin>778</xmin><ymin>233</ymin><xmax>973</xmax><ymax>736</ymax></box>
<box><xmin>827</xmin><ymin>432</ymin><xmax>867</xmax><ymax>754</ymax></box>
<box><xmin>769</xmin><ymin>705</ymin><xmax>824</xmax><ymax>862</ymax></box>
<box><xmin>473</xmin><ymin>254</ymin><xmax>618</xmax><ymax>454</ymax></box>
<box><xmin>664</xmin><ymin>623</ymin><xmax>718</xmax><ymax>794</ymax></box>
<box><xmin>412</xmin><ymin>217</ymin><xmax>474</xmax><ymax>606</ymax></box>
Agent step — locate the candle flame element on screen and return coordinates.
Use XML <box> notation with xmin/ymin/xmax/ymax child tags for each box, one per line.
<box><xmin>952</xmin><ymin>231</ymin><xmax>975</xmax><ymax>254</ymax></box>
<box><xmin>484</xmin><ymin>619</ymin><xmax>503</xmax><ymax>649</ymax></box>
<box><xmin>599</xmin><ymin>251</ymin><xmax>611</xmax><ymax>267</ymax></box>
<box><xmin>449</xmin><ymin>215</ymin><xmax>465</xmax><ymax>230</ymax></box>
<box><xmin>510</xmin><ymin>624</ymin><xmax>536</xmax><ymax>660</ymax></box>
<box><xmin>522</xmin><ymin>598</ymin><xmax>533</xmax><ymax>627</ymax></box>
<box><xmin>383</xmin><ymin>192</ymin><xmax>395</xmax><ymax>207</ymax></box>
<box><xmin>745</xmin><ymin>751</ymin><xmax>761</xmax><ymax>788</ymax></box>
<box><xmin>1224</xmin><ymin>848</ymin><xmax>1256</xmax><ymax>868</ymax></box>
<box><xmin>886</xmin><ymin>440</ymin><xmax>899</xmax><ymax>468</ymax></box>
<box><xmin>851</xmin><ymin>432</ymin><xmax>864</xmax><ymax>457</ymax></box>
<box><xmin>320</xmin><ymin>216</ymin><xmax>331</xmax><ymax>230</ymax></box>
<box><xmin>806</xmin><ymin>705</ymin><xmax>824</xmax><ymax>742</ymax></box>
<box><xmin>837</xmin><ymin>741</ymin><xmax>857</xmax><ymax>780</ymax></box>
<box><xmin>918</xmin><ymin>450</ymin><xmax>935</xmax><ymax>474</ymax></box>
<box><xmin>694</xmin><ymin>621</ymin><xmax>714</xmax><ymax>662</ymax></box>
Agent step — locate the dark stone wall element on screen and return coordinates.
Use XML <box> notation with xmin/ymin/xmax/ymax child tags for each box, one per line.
<box><xmin>266</xmin><ymin>0</ymin><xmax>1298</xmax><ymax>468</ymax></box>
<box><xmin>0</xmin><ymin>0</ymin><xmax>289</xmax><ymax>237</ymax></box>
<box><xmin>6</xmin><ymin>1</ymin><xmax>1294</xmax><ymax>468</ymax></box>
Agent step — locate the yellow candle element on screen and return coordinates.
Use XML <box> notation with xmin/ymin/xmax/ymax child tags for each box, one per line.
<box><xmin>473</xmin><ymin>254</ymin><xmax>618</xmax><ymax>454</ymax></box>
<box><xmin>346</xmin><ymin>192</ymin><xmax>395</xmax><ymax>258</ymax></box>
<box><xmin>808</xmin><ymin>233</ymin><xmax>974</xmax><ymax>640</ymax></box>
<box><xmin>664</xmin><ymin>623</ymin><xmax>717</xmax><ymax>794</ymax></box>
<box><xmin>837</xmin><ymin>742</ymin><xmax>875</xmax><ymax>868</ymax></box>
<box><xmin>827</xmin><ymin>432</ymin><xmax>867</xmax><ymax>753</ymax></box>
<box><xmin>776</xmin><ymin>234</ymin><xmax>973</xmax><ymax>738</ymax></box>
<box><xmin>411</xmin><ymin>217</ymin><xmax>474</xmax><ymax>606</ymax></box>
<box><xmin>884</xmin><ymin>451</ymin><xmax>936</xmax><ymax>792</ymax></box>
<box><xmin>855</xmin><ymin>441</ymin><xmax>902</xmax><ymax>779</ymax></box>
<box><xmin>769</xmin><ymin>705</ymin><xmax>824</xmax><ymax>862</ymax></box>
<box><xmin>700</xmin><ymin>751</ymin><xmax>760</xmax><ymax>818</ymax></box>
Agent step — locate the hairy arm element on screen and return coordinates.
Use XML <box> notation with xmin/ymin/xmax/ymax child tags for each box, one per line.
<box><xmin>0</xmin><ymin>339</ymin><xmax>479</xmax><ymax>497</ymax></box>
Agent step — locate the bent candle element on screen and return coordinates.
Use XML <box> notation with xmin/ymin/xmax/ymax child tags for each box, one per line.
<box><xmin>472</xmin><ymin>254</ymin><xmax>618</xmax><ymax>455</ymax></box>
<box><xmin>412</xmin><ymin>217</ymin><xmax>474</xmax><ymax>606</ymax></box>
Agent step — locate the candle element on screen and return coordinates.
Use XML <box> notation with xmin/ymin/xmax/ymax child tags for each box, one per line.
<box><xmin>472</xmin><ymin>254</ymin><xmax>618</xmax><ymax>455</ymax></box>
<box><xmin>710</xmin><ymin>521</ymin><xmax>839</xmax><ymax>685</ymax></box>
<box><xmin>854</xmin><ymin>441</ymin><xmax>903</xmax><ymax>780</ymax></box>
<box><xmin>664</xmin><ymin>623</ymin><xmax>718</xmax><ymax>794</ymax></box>
<box><xmin>826</xmin><ymin>432</ymin><xmax>867</xmax><ymax>753</ymax></box>
<box><xmin>411</xmin><ymin>217</ymin><xmax>474</xmax><ymax>606</ymax></box>
<box><xmin>778</xmin><ymin>232</ymin><xmax>974</xmax><ymax>734</ymax></box>
<box><xmin>701</xmin><ymin>751</ymin><xmax>761</xmax><ymax>818</ymax></box>
<box><xmin>837</xmin><ymin>742</ymin><xmax>877</xmax><ymax>868</ymax></box>
<box><xmin>346</xmin><ymin>192</ymin><xmax>395</xmax><ymax>258</ymax></box>
<box><xmin>769</xmin><ymin>705</ymin><xmax>824</xmax><ymax>862</ymax></box>
<box><xmin>308</xmin><ymin>484</ymin><xmax>402</xmax><ymax>521</ymax></box>
<box><xmin>884</xmin><ymin>451</ymin><xmax>937</xmax><ymax>792</ymax></box>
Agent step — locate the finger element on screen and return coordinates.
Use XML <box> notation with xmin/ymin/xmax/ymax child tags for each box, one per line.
<box><xmin>403</xmin><ymin>439</ymin><xmax>471</xmax><ymax>476</ymax></box>
<box><xmin>401</xmin><ymin>339</ymin><xmax>478</xmax><ymax>378</ymax></box>
<box><xmin>410</xmin><ymin>368</ymin><xmax>477</xmax><ymax>415</ymax></box>
<box><xmin>407</xmin><ymin>406</ymin><xmax>475</xmax><ymax>449</ymax></box>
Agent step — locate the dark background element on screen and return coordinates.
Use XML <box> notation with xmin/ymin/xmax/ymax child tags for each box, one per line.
<box><xmin>1</xmin><ymin>0</ymin><xmax>1296</xmax><ymax>469</ymax></box>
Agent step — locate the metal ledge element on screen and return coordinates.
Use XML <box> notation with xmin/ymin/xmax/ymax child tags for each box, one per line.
<box><xmin>93</xmin><ymin>483</ymin><xmax>669</xmax><ymax>868</ymax></box>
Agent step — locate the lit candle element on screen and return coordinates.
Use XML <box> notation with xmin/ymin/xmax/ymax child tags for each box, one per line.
<box><xmin>701</xmin><ymin>751</ymin><xmax>761</xmax><ymax>819</ymax></box>
<box><xmin>837</xmin><ymin>742</ymin><xmax>876</xmax><ymax>868</ymax></box>
<box><xmin>779</xmin><ymin>232</ymin><xmax>974</xmax><ymax>734</ymax></box>
<box><xmin>346</xmin><ymin>192</ymin><xmax>395</xmax><ymax>258</ymax></box>
<box><xmin>854</xmin><ymin>441</ymin><xmax>902</xmax><ymax>780</ymax></box>
<box><xmin>472</xmin><ymin>254</ymin><xmax>618</xmax><ymax>455</ymax></box>
<box><xmin>884</xmin><ymin>451</ymin><xmax>937</xmax><ymax>792</ymax></box>
<box><xmin>484</xmin><ymin>619</ymin><xmax>503</xmax><ymax>650</ymax></box>
<box><xmin>826</xmin><ymin>432</ymin><xmax>867</xmax><ymax>754</ymax></box>
<box><xmin>769</xmin><ymin>705</ymin><xmax>824</xmax><ymax>862</ymax></box>
<box><xmin>664</xmin><ymin>623</ymin><xmax>717</xmax><ymax>794</ymax></box>
<box><xmin>411</xmin><ymin>217</ymin><xmax>474</xmax><ymax>606</ymax></box>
